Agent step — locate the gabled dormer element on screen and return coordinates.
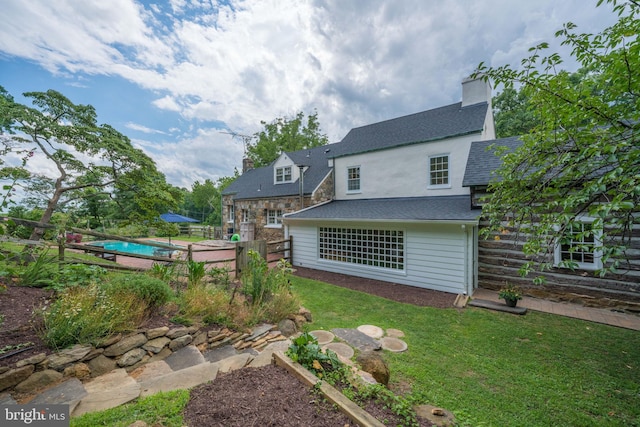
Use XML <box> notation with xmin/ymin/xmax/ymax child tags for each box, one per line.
<box><xmin>273</xmin><ymin>153</ymin><xmax>306</xmax><ymax>184</ymax></box>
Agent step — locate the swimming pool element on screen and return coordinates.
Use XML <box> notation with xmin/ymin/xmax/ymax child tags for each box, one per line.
<box><xmin>86</xmin><ymin>241</ymin><xmax>182</xmax><ymax>257</ymax></box>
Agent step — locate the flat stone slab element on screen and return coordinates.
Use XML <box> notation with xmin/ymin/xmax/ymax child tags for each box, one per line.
<box><xmin>332</xmin><ymin>328</ymin><xmax>381</xmax><ymax>352</ymax></box>
<box><xmin>310</xmin><ymin>330</ymin><xmax>335</xmax><ymax>345</ymax></box>
<box><xmin>324</xmin><ymin>342</ymin><xmax>354</xmax><ymax>359</ymax></box>
<box><xmin>468</xmin><ymin>298</ymin><xmax>528</xmax><ymax>315</ymax></box>
<box><xmin>139</xmin><ymin>362</ymin><xmax>219</xmax><ymax>397</ymax></box>
<box><xmin>164</xmin><ymin>345</ymin><xmax>205</xmax><ymax>371</ymax></box>
<box><xmin>248</xmin><ymin>340</ymin><xmax>291</xmax><ymax>368</ymax></box>
<box><xmin>212</xmin><ymin>353</ymin><xmax>252</xmax><ymax>373</ymax></box>
<box><xmin>245</xmin><ymin>323</ymin><xmax>275</xmax><ymax>341</ymax></box>
<box><xmin>385</xmin><ymin>328</ymin><xmax>405</xmax><ymax>338</ymax></box>
<box><xmin>203</xmin><ymin>344</ymin><xmax>238</xmax><ymax>363</ymax></box>
<box><xmin>379</xmin><ymin>337</ymin><xmax>408</xmax><ymax>353</ymax></box>
<box><xmin>129</xmin><ymin>360</ymin><xmax>173</xmax><ymax>383</ymax></box>
<box><xmin>357</xmin><ymin>325</ymin><xmax>384</xmax><ymax>339</ymax></box>
<box><xmin>73</xmin><ymin>369</ymin><xmax>140</xmax><ymax>417</ymax></box>
<box><xmin>29</xmin><ymin>377</ymin><xmax>87</xmax><ymax>414</ymax></box>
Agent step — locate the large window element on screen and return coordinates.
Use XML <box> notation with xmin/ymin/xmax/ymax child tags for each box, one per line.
<box><xmin>319</xmin><ymin>227</ymin><xmax>405</xmax><ymax>270</ymax></box>
<box><xmin>428</xmin><ymin>154</ymin><xmax>449</xmax><ymax>187</ymax></box>
<box><xmin>347</xmin><ymin>166</ymin><xmax>361</xmax><ymax>192</ymax></box>
<box><xmin>555</xmin><ymin>220</ymin><xmax>602</xmax><ymax>270</ymax></box>
<box><xmin>266</xmin><ymin>209</ymin><xmax>283</xmax><ymax>226</ymax></box>
<box><xmin>275</xmin><ymin>166</ymin><xmax>292</xmax><ymax>183</ymax></box>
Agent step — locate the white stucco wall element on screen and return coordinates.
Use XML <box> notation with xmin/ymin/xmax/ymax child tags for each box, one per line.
<box><xmin>288</xmin><ymin>220</ymin><xmax>476</xmax><ymax>294</ymax></box>
<box><xmin>333</xmin><ymin>134</ymin><xmax>478</xmax><ymax>199</ymax></box>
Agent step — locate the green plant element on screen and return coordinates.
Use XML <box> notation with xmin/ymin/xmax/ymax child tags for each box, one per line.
<box><xmin>207</xmin><ymin>264</ymin><xmax>231</xmax><ymax>287</ymax></box>
<box><xmin>286</xmin><ymin>332</ymin><xmax>342</xmax><ymax>377</ymax></box>
<box><xmin>186</xmin><ymin>260</ymin><xmax>206</xmax><ymax>287</ymax></box>
<box><xmin>19</xmin><ymin>247</ymin><xmax>58</xmax><ymax>288</ymax></box>
<box><xmin>498</xmin><ymin>283</ymin><xmax>523</xmax><ymax>301</ymax></box>
<box><xmin>104</xmin><ymin>274</ymin><xmax>174</xmax><ymax>308</ymax></box>
<box><xmin>51</xmin><ymin>263</ymin><xmax>107</xmax><ymax>291</ymax></box>
<box><xmin>149</xmin><ymin>262</ymin><xmax>177</xmax><ymax>282</ymax></box>
<box><xmin>177</xmin><ymin>282</ymin><xmax>231</xmax><ymax>326</ymax></box>
<box><xmin>39</xmin><ymin>284</ymin><xmax>146</xmax><ymax>349</ymax></box>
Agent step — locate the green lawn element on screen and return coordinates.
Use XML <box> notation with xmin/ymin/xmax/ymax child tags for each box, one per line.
<box><xmin>291</xmin><ymin>276</ymin><xmax>640</xmax><ymax>427</ymax></box>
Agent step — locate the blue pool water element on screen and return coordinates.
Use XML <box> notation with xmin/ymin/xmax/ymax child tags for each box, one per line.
<box><xmin>86</xmin><ymin>241</ymin><xmax>181</xmax><ymax>256</ymax></box>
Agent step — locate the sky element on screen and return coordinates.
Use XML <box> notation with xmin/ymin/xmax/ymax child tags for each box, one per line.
<box><xmin>0</xmin><ymin>0</ymin><xmax>619</xmax><ymax>191</ymax></box>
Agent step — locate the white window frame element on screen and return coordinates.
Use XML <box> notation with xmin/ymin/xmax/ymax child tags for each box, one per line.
<box><xmin>318</xmin><ymin>227</ymin><xmax>405</xmax><ymax>271</ymax></box>
<box><xmin>266</xmin><ymin>209</ymin><xmax>283</xmax><ymax>227</ymax></box>
<box><xmin>241</xmin><ymin>209</ymin><xmax>249</xmax><ymax>223</ymax></box>
<box><xmin>227</xmin><ymin>204</ymin><xmax>234</xmax><ymax>223</ymax></box>
<box><xmin>347</xmin><ymin>166</ymin><xmax>361</xmax><ymax>193</ymax></box>
<box><xmin>554</xmin><ymin>218</ymin><xmax>603</xmax><ymax>271</ymax></box>
<box><xmin>275</xmin><ymin>166</ymin><xmax>292</xmax><ymax>183</ymax></box>
<box><xmin>428</xmin><ymin>154</ymin><xmax>450</xmax><ymax>188</ymax></box>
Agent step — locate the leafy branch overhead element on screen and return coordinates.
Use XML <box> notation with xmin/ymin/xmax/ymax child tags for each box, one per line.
<box><xmin>474</xmin><ymin>0</ymin><xmax>639</xmax><ymax>276</ymax></box>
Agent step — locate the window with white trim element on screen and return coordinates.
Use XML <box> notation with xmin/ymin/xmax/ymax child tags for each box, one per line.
<box><xmin>428</xmin><ymin>154</ymin><xmax>449</xmax><ymax>187</ymax></box>
<box><xmin>347</xmin><ymin>166</ymin><xmax>361</xmax><ymax>192</ymax></box>
<box><xmin>266</xmin><ymin>209</ymin><xmax>283</xmax><ymax>226</ymax></box>
<box><xmin>319</xmin><ymin>227</ymin><xmax>405</xmax><ymax>270</ymax></box>
<box><xmin>227</xmin><ymin>204</ymin><xmax>234</xmax><ymax>223</ymax></box>
<box><xmin>275</xmin><ymin>166</ymin><xmax>292</xmax><ymax>183</ymax></box>
<box><xmin>554</xmin><ymin>219</ymin><xmax>602</xmax><ymax>270</ymax></box>
<box><xmin>242</xmin><ymin>209</ymin><xmax>249</xmax><ymax>222</ymax></box>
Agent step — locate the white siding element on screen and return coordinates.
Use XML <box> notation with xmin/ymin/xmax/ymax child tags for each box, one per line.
<box><xmin>289</xmin><ymin>221</ymin><xmax>472</xmax><ymax>294</ymax></box>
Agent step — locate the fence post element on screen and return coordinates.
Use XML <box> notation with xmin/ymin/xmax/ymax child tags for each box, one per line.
<box><xmin>288</xmin><ymin>235</ymin><xmax>293</xmax><ymax>263</ymax></box>
<box><xmin>58</xmin><ymin>236</ymin><xmax>65</xmax><ymax>262</ymax></box>
<box><xmin>188</xmin><ymin>244</ymin><xmax>193</xmax><ymax>263</ymax></box>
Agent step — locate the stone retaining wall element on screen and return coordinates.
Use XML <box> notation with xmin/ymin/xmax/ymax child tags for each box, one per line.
<box><xmin>0</xmin><ymin>312</ymin><xmax>309</xmax><ymax>397</ymax></box>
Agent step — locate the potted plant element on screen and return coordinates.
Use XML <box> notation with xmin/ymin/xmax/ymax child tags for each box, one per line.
<box><xmin>499</xmin><ymin>283</ymin><xmax>522</xmax><ymax>307</ymax></box>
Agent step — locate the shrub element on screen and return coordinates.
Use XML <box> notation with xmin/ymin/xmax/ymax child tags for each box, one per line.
<box><xmin>51</xmin><ymin>264</ymin><xmax>107</xmax><ymax>291</ymax></box>
<box><xmin>104</xmin><ymin>273</ymin><xmax>174</xmax><ymax>308</ymax></box>
<box><xmin>39</xmin><ymin>284</ymin><xmax>146</xmax><ymax>349</ymax></box>
<box><xmin>186</xmin><ymin>260</ymin><xmax>206</xmax><ymax>287</ymax></box>
<box><xmin>178</xmin><ymin>282</ymin><xmax>231</xmax><ymax>325</ymax></box>
<box><xmin>208</xmin><ymin>264</ymin><xmax>231</xmax><ymax>288</ymax></box>
<box><xmin>148</xmin><ymin>262</ymin><xmax>178</xmax><ymax>283</ymax></box>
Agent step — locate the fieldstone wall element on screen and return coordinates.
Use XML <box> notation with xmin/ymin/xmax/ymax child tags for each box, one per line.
<box><xmin>0</xmin><ymin>307</ymin><xmax>312</xmax><ymax>396</ymax></box>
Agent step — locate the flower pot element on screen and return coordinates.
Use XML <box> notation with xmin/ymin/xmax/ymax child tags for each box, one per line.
<box><xmin>504</xmin><ymin>297</ymin><xmax>518</xmax><ymax>307</ymax></box>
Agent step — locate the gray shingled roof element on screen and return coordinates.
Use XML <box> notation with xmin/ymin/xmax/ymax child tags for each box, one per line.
<box><xmin>284</xmin><ymin>196</ymin><xmax>480</xmax><ymax>222</ymax></box>
<box><xmin>222</xmin><ymin>143</ymin><xmax>336</xmax><ymax>199</ymax></box>
<box><xmin>331</xmin><ymin>102</ymin><xmax>489</xmax><ymax>158</ymax></box>
<box><xmin>462</xmin><ymin>136</ymin><xmax>522</xmax><ymax>187</ymax></box>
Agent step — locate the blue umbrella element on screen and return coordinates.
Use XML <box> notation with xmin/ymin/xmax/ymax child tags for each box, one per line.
<box><xmin>160</xmin><ymin>212</ymin><xmax>199</xmax><ymax>223</ymax></box>
<box><xmin>160</xmin><ymin>212</ymin><xmax>199</xmax><ymax>243</ymax></box>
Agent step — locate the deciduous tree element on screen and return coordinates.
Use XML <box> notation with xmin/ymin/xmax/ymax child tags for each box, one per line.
<box><xmin>475</xmin><ymin>0</ymin><xmax>639</xmax><ymax>277</ymax></box>
<box><xmin>0</xmin><ymin>87</ymin><xmax>179</xmax><ymax>240</ymax></box>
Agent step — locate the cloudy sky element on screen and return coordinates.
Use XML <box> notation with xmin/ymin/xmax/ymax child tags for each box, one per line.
<box><xmin>0</xmin><ymin>0</ymin><xmax>617</xmax><ymax>190</ymax></box>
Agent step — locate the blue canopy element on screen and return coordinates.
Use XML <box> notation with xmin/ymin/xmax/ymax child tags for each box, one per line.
<box><xmin>160</xmin><ymin>212</ymin><xmax>199</xmax><ymax>223</ymax></box>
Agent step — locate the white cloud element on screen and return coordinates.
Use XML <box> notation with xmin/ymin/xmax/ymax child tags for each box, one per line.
<box><xmin>0</xmin><ymin>0</ymin><xmax>620</xmax><ymax>186</ymax></box>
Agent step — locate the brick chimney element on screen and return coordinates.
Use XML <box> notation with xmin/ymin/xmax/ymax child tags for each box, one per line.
<box><xmin>242</xmin><ymin>158</ymin><xmax>254</xmax><ymax>173</ymax></box>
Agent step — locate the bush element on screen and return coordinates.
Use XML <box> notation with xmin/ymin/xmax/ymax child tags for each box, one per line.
<box><xmin>178</xmin><ymin>282</ymin><xmax>231</xmax><ymax>325</ymax></box>
<box><xmin>19</xmin><ymin>248</ymin><xmax>58</xmax><ymax>288</ymax></box>
<box><xmin>39</xmin><ymin>284</ymin><xmax>146</xmax><ymax>349</ymax></box>
<box><xmin>104</xmin><ymin>274</ymin><xmax>174</xmax><ymax>308</ymax></box>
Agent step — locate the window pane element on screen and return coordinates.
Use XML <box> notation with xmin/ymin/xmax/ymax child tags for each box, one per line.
<box><xmin>319</xmin><ymin>227</ymin><xmax>404</xmax><ymax>270</ymax></box>
<box><xmin>429</xmin><ymin>155</ymin><xmax>449</xmax><ymax>185</ymax></box>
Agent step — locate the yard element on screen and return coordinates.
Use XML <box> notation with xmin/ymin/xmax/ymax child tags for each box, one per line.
<box><xmin>67</xmin><ymin>271</ymin><xmax>640</xmax><ymax>427</ymax></box>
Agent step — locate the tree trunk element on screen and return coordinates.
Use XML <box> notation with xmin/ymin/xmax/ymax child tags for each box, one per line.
<box><xmin>29</xmin><ymin>186</ymin><xmax>63</xmax><ymax>241</ymax></box>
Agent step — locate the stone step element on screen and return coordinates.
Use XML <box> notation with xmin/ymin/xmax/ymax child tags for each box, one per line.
<box><xmin>468</xmin><ymin>298</ymin><xmax>528</xmax><ymax>315</ymax></box>
<box><xmin>138</xmin><ymin>362</ymin><xmax>219</xmax><ymax>398</ymax></box>
<box><xmin>72</xmin><ymin>369</ymin><xmax>140</xmax><ymax>417</ymax></box>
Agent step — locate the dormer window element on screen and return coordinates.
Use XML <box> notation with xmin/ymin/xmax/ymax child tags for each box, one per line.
<box><xmin>275</xmin><ymin>166</ymin><xmax>292</xmax><ymax>183</ymax></box>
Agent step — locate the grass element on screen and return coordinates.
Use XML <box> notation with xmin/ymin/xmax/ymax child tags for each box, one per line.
<box><xmin>290</xmin><ymin>276</ymin><xmax>640</xmax><ymax>427</ymax></box>
<box><xmin>71</xmin><ymin>390</ymin><xmax>189</xmax><ymax>427</ymax></box>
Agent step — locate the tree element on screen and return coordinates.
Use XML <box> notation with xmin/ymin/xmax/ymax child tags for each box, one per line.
<box><xmin>0</xmin><ymin>87</ymin><xmax>179</xmax><ymax>240</ymax></box>
<box><xmin>192</xmin><ymin>179</ymin><xmax>218</xmax><ymax>223</ymax></box>
<box><xmin>475</xmin><ymin>0</ymin><xmax>639</xmax><ymax>277</ymax></box>
<box><xmin>493</xmin><ymin>87</ymin><xmax>536</xmax><ymax>138</ymax></box>
<box><xmin>247</xmin><ymin>111</ymin><xmax>329</xmax><ymax>167</ymax></box>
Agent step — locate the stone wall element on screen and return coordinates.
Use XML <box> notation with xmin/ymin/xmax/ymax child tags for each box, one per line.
<box><xmin>0</xmin><ymin>320</ymin><xmax>303</xmax><ymax>396</ymax></box>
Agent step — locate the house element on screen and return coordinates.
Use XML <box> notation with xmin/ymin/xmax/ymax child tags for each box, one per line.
<box><xmin>464</xmin><ymin>137</ymin><xmax>640</xmax><ymax>301</ymax></box>
<box><xmin>283</xmin><ymin>77</ymin><xmax>495</xmax><ymax>295</ymax></box>
<box><xmin>221</xmin><ymin>143</ymin><xmax>336</xmax><ymax>242</ymax></box>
